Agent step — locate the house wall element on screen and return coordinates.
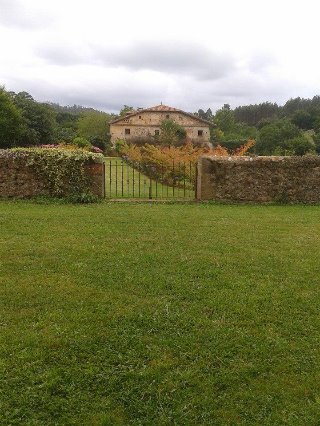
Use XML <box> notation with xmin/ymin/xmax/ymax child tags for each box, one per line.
<box><xmin>110</xmin><ymin>111</ymin><xmax>210</xmax><ymax>145</ymax></box>
<box><xmin>197</xmin><ymin>156</ymin><xmax>320</xmax><ymax>203</ymax></box>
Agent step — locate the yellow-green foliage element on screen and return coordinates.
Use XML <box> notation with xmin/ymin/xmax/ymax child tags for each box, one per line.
<box><xmin>121</xmin><ymin>141</ymin><xmax>255</xmax><ymax>187</ymax></box>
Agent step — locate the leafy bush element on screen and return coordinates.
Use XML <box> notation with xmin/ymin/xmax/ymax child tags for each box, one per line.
<box><xmin>273</xmin><ymin>136</ymin><xmax>316</xmax><ymax>156</ymax></box>
<box><xmin>114</xmin><ymin>139</ymin><xmax>128</xmax><ymax>154</ymax></box>
<box><xmin>255</xmin><ymin>119</ymin><xmax>301</xmax><ymax>154</ymax></box>
<box><xmin>72</xmin><ymin>136</ymin><xmax>92</xmax><ymax>149</ymax></box>
<box><xmin>120</xmin><ymin>140</ymin><xmax>255</xmax><ymax>188</ymax></box>
<box><xmin>289</xmin><ymin>136</ymin><xmax>315</xmax><ymax>156</ymax></box>
<box><xmin>4</xmin><ymin>148</ymin><xmax>103</xmax><ymax>198</ymax></box>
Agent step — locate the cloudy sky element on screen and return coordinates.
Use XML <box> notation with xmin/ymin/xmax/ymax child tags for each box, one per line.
<box><xmin>1</xmin><ymin>0</ymin><xmax>319</xmax><ymax>113</ymax></box>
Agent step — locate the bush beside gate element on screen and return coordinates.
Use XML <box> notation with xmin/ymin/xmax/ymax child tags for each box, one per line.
<box><xmin>0</xmin><ymin>148</ymin><xmax>104</xmax><ymax>200</ymax></box>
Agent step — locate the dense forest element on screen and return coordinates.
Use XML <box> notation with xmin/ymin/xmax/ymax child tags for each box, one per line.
<box><xmin>1</xmin><ymin>86</ymin><xmax>320</xmax><ymax>155</ymax></box>
<box><xmin>196</xmin><ymin>97</ymin><xmax>320</xmax><ymax>155</ymax></box>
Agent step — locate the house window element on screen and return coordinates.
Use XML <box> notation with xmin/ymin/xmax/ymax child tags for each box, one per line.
<box><xmin>155</xmin><ymin>130</ymin><xmax>160</xmax><ymax>136</ymax></box>
<box><xmin>198</xmin><ymin>130</ymin><xmax>203</xmax><ymax>136</ymax></box>
<box><xmin>125</xmin><ymin>128</ymin><xmax>130</xmax><ymax>135</ymax></box>
<box><xmin>166</xmin><ymin>114</ymin><xmax>170</xmax><ymax>119</ymax></box>
<box><xmin>139</xmin><ymin>115</ymin><xmax>142</xmax><ymax>119</ymax></box>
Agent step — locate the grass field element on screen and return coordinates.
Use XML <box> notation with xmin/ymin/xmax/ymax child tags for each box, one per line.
<box><xmin>105</xmin><ymin>157</ymin><xmax>195</xmax><ymax>199</ymax></box>
<box><xmin>1</xmin><ymin>200</ymin><xmax>320</xmax><ymax>425</ymax></box>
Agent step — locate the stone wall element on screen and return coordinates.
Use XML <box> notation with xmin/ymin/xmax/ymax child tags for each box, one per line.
<box><xmin>0</xmin><ymin>150</ymin><xmax>105</xmax><ymax>198</ymax></box>
<box><xmin>197</xmin><ymin>156</ymin><xmax>320</xmax><ymax>203</ymax></box>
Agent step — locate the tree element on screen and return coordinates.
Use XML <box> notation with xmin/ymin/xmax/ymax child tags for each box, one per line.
<box><xmin>286</xmin><ymin>136</ymin><xmax>315</xmax><ymax>156</ymax></box>
<box><xmin>291</xmin><ymin>110</ymin><xmax>315</xmax><ymax>130</ymax></box>
<box><xmin>77</xmin><ymin>111</ymin><xmax>112</xmax><ymax>150</ymax></box>
<box><xmin>55</xmin><ymin>127</ymin><xmax>77</xmax><ymax>144</ymax></box>
<box><xmin>197</xmin><ymin>108</ymin><xmax>213</xmax><ymax>121</ymax></box>
<box><xmin>282</xmin><ymin>97</ymin><xmax>309</xmax><ymax>116</ymax></box>
<box><xmin>213</xmin><ymin>107</ymin><xmax>257</xmax><ymax>143</ymax></box>
<box><xmin>12</xmin><ymin>92</ymin><xmax>56</xmax><ymax>145</ymax></box>
<box><xmin>54</xmin><ymin>110</ymin><xmax>78</xmax><ymax>143</ymax></box>
<box><xmin>0</xmin><ymin>88</ymin><xmax>25</xmax><ymax>148</ymax></box>
<box><xmin>119</xmin><ymin>105</ymin><xmax>134</xmax><ymax>117</ymax></box>
<box><xmin>158</xmin><ymin>119</ymin><xmax>186</xmax><ymax>146</ymax></box>
<box><xmin>234</xmin><ymin>102</ymin><xmax>279</xmax><ymax>126</ymax></box>
<box><xmin>214</xmin><ymin>107</ymin><xmax>235</xmax><ymax>133</ymax></box>
<box><xmin>256</xmin><ymin>119</ymin><xmax>302</xmax><ymax>155</ymax></box>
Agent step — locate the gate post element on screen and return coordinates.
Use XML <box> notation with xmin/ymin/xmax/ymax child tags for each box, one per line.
<box><xmin>196</xmin><ymin>157</ymin><xmax>202</xmax><ymax>201</ymax></box>
<box><xmin>102</xmin><ymin>161</ymin><xmax>106</xmax><ymax>198</ymax></box>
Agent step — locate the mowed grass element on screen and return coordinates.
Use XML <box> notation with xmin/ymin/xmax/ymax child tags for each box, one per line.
<box><xmin>105</xmin><ymin>157</ymin><xmax>195</xmax><ymax>199</ymax></box>
<box><xmin>1</xmin><ymin>201</ymin><xmax>320</xmax><ymax>425</ymax></box>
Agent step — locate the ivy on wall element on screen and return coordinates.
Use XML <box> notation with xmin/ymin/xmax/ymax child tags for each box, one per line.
<box><xmin>0</xmin><ymin>148</ymin><xmax>103</xmax><ymax>197</ymax></box>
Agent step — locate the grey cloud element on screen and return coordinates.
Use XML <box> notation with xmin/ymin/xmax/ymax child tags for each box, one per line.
<box><xmin>36</xmin><ymin>40</ymin><xmax>236</xmax><ymax>81</ymax></box>
<box><xmin>60</xmin><ymin>87</ymin><xmax>160</xmax><ymax>112</ymax></box>
<box><xmin>36</xmin><ymin>45</ymin><xmax>88</xmax><ymax>66</ymax></box>
<box><xmin>0</xmin><ymin>0</ymin><xmax>54</xmax><ymax>29</ymax></box>
<box><xmin>3</xmin><ymin>75</ymin><xmax>167</xmax><ymax>112</ymax></box>
<box><xmin>195</xmin><ymin>73</ymin><xmax>307</xmax><ymax>111</ymax></box>
<box><xmin>247</xmin><ymin>52</ymin><xmax>278</xmax><ymax>72</ymax></box>
<box><xmin>95</xmin><ymin>41</ymin><xmax>236</xmax><ymax>80</ymax></box>
<box><xmin>3</xmin><ymin>62</ymin><xmax>310</xmax><ymax>115</ymax></box>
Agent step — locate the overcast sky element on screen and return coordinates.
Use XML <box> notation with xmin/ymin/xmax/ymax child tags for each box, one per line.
<box><xmin>1</xmin><ymin>0</ymin><xmax>320</xmax><ymax>113</ymax></box>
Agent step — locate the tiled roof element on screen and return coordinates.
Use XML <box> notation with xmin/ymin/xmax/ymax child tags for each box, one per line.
<box><xmin>110</xmin><ymin>105</ymin><xmax>213</xmax><ymax>125</ymax></box>
<box><xmin>146</xmin><ymin>104</ymin><xmax>181</xmax><ymax>112</ymax></box>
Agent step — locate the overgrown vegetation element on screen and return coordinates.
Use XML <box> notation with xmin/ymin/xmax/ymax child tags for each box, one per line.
<box><xmin>119</xmin><ymin>140</ymin><xmax>255</xmax><ymax>187</ymax></box>
<box><xmin>1</xmin><ymin>148</ymin><xmax>103</xmax><ymax>199</ymax></box>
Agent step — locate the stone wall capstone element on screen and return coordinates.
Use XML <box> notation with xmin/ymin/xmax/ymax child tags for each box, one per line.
<box><xmin>197</xmin><ymin>156</ymin><xmax>320</xmax><ymax>203</ymax></box>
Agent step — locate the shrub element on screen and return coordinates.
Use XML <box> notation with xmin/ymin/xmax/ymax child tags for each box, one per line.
<box><xmin>72</xmin><ymin>137</ymin><xmax>92</xmax><ymax>149</ymax></box>
<box><xmin>273</xmin><ymin>136</ymin><xmax>315</xmax><ymax>156</ymax></box>
<box><xmin>290</xmin><ymin>136</ymin><xmax>315</xmax><ymax>156</ymax></box>
<box><xmin>120</xmin><ymin>140</ymin><xmax>255</xmax><ymax>188</ymax></box>
<box><xmin>114</xmin><ymin>139</ymin><xmax>128</xmax><ymax>154</ymax></box>
<box><xmin>6</xmin><ymin>148</ymin><xmax>103</xmax><ymax>198</ymax></box>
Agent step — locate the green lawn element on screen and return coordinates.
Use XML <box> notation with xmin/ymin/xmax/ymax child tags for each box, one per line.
<box><xmin>105</xmin><ymin>157</ymin><xmax>195</xmax><ymax>199</ymax></box>
<box><xmin>1</xmin><ymin>201</ymin><xmax>320</xmax><ymax>425</ymax></box>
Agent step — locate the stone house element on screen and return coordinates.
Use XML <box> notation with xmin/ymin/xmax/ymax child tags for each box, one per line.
<box><xmin>109</xmin><ymin>104</ymin><xmax>212</xmax><ymax>145</ymax></box>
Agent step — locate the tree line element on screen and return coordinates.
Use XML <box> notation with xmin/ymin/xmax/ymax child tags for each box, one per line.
<box><xmin>0</xmin><ymin>88</ymin><xmax>117</xmax><ymax>151</ymax></box>
<box><xmin>1</xmin><ymin>85</ymin><xmax>320</xmax><ymax>155</ymax></box>
<box><xmin>196</xmin><ymin>97</ymin><xmax>320</xmax><ymax>155</ymax></box>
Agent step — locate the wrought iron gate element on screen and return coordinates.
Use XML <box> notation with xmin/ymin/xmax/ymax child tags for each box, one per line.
<box><xmin>104</xmin><ymin>158</ymin><xmax>196</xmax><ymax>199</ymax></box>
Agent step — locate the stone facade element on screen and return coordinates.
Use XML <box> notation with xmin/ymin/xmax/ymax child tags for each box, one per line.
<box><xmin>110</xmin><ymin>105</ymin><xmax>211</xmax><ymax>146</ymax></box>
<box><xmin>0</xmin><ymin>151</ymin><xmax>105</xmax><ymax>198</ymax></box>
<box><xmin>197</xmin><ymin>156</ymin><xmax>320</xmax><ymax>203</ymax></box>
